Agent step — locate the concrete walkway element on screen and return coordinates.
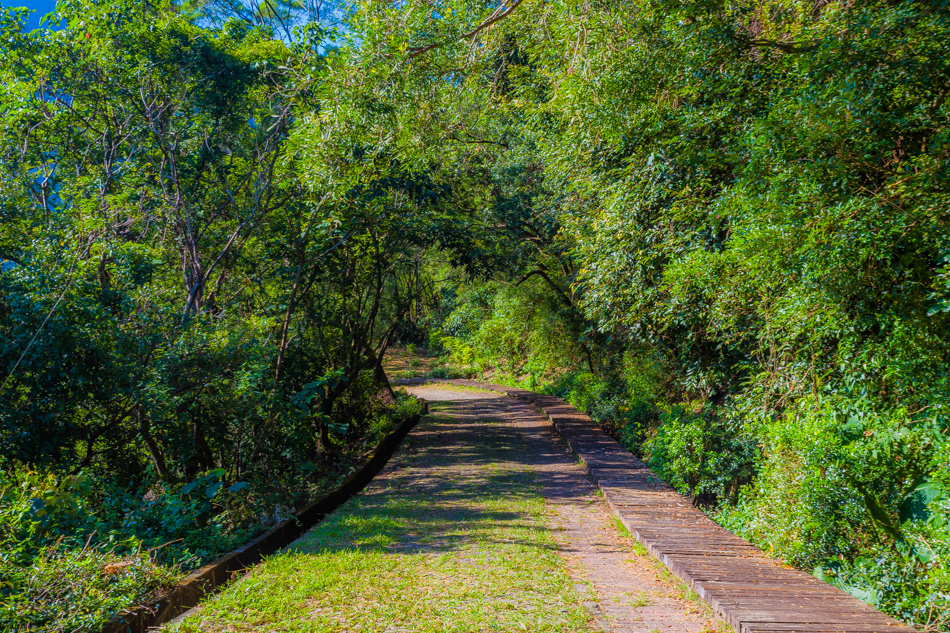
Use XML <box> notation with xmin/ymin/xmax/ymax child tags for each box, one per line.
<box><xmin>407</xmin><ymin>385</ymin><xmax>725</xmax><ymax>633</ymax></box>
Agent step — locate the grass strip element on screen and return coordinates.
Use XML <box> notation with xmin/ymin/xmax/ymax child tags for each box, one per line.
<box><xmin>168</xmin><ymin>405</ymin><xmax>594</xmax><ymax>633</ymax></box>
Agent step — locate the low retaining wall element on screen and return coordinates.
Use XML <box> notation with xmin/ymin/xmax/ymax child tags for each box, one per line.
<box><xmin>104</xmin><ymin>405</ymin><xmax>425</xmax><ymax>633</ymax></box>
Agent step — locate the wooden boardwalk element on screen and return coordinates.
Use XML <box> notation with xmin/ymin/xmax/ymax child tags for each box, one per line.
<box><xmin>433</xmin><ymin>379</ymin><xmax>918</xmax><ymax>633</ymax></box>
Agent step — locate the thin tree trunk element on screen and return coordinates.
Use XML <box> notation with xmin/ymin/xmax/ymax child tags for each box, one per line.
<box><xmin>140</xmin><ymin>412</ymin><xmax>171</xmax><ymax>480</ymax></box>
<box><xmin>275</xmin><ymin>243</ymin><xmax>305</xmax><ymax>383</ymax></box>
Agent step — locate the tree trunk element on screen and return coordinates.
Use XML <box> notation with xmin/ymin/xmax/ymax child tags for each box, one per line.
<box><xmin>140</xmin><ymin>412</ymin><xmax>171</xmax><ymax>480</ymax></box>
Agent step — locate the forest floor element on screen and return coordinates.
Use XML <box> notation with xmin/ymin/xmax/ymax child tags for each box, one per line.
<box><xmin>165</xmin><ymin>385</ymin><xmax>725</xmax><ymax>633</ymax></box>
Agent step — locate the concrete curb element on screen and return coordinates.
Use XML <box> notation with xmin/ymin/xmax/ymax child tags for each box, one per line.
<box><xmin>425</xmin><ymin>379</ymin><xmax>917</xmax><ymax>633</ymax></box>
<box><xmin>104</xmin><ymin>405</ymin><xmax>425</xmax><ymax>633</ymax></box>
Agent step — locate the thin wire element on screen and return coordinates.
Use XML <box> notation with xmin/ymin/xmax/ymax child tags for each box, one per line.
<box><xmin>0</xmin><ymin>262</ymin><xmax>76</xmax><ymax>396</ymax></box>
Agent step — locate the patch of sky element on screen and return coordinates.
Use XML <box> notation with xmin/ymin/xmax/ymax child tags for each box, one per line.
<box><xmin>0</xmin><ymin>0</ymin><xmax>57</xmax><ymax>30</ymax></box>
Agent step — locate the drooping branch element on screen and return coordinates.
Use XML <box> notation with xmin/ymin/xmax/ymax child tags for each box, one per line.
<box><xmin>747</xmin><ymin>38</ymin><xmax>818</xmax><ymax>54</ymax></box>
<box><xmin>447</xmin><ymin>131</ymin><xmax>510</xmax><ymax>148</ymax></box>
<box><xmin>514</xmin><ymin>268</ymin><xmax>573</xmax><ymax>308</ymax></box>
<box><xmin>0</xmin><ymin>253</ymin><xmax>25</xmax><ymax>267</ymax></box>
<box><xmin>407</xmin><ymin>0</ymin><xmax>526</xmax><ymax>60</ymax></box>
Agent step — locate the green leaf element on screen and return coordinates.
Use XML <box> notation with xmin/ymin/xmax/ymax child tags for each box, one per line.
<box><xmin>911</xmin><ymin>545</ymin><xmax>933</xmax><ymax>564</ymax></box>
<box><xmin>899</xmin><ymin>479</ymin><xmax>944</xmax><ymax>524</ymax></box>
<box><xmin>843</xmin><ymin>585</ymin><xmax>879</xmax><ymax>606</ymax></box>
<box><xmin>855</xmin><ymin>482</ymin><xmax>903</xmax><ymax>541</ymax></box>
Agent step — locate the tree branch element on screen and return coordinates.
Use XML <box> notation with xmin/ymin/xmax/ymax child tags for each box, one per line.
<box><xmin>748</xmin><ymin>38</ymin><xmax>817</xmax><ymax>54</ymax></box>
<box><xmin>513</xmin><ymin>268</ymin><xmax>573</xmax><ymax>307</ymax></box>
<box><xmin>407</xmin><ymin>0</ymin><xmax>525</xmax><ymax>60</ymax></box>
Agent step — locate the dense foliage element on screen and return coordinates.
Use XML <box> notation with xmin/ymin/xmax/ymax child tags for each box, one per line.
<box><xmin>1</xmin><ymin>0</ymin><xmax>949</xmax><ymax>630</ymax></box>
<box><xmin>0</xmin><ymin>0</ymin><xmax>428</xmax><ymax>629</ymax></box>
<box><xmin>361</xmin><ymin>0</ymin><xmax>950</xmax><ymax>629</ymax></box>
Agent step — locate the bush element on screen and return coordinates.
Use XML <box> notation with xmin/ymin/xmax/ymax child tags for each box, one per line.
<box><xmin>0</xmin><ymin>468</ymin><xmax>180</xmax><ymax>632</ymax></box>
<box><xmin>641</xmin><ymin>403</ymin><xmax>756</xmax><ymax>507</ymax></box>
<box><xmin>0</xmin><ymin>541</ymin><xmax>178</xmax><ymax>633</ymax></box>
<box><xmin>814</xmin><ymin>515</ymin><xmax>950</xmax><ymax>631</ymax></box>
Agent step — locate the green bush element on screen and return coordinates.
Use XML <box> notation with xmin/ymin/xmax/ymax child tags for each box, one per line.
<box><xmin>426</xmin><ymin>365</ymin><xmax>475</xmax><ymax>380</ymax></box>
<box><xmin>642</xmin><ymin>403</ymin><xmax>756</xmax><ymax>507</ymax></box>
<box><xmin>818</xmin><ymin>515</ymin><xmax>950</xmax><ymax>629</ymax></box>
<box><xmin>0</xmin><ymin>469</ymin><xmax>180</xmax><ymax>632</ymax></box>
<box><xmin>0</xmin><ymin>542</ymin><xmax>178</xmax><ymax>633</ymax></box>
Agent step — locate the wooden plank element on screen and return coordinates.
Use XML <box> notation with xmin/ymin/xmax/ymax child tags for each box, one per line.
<box><xmin>744</xmin><ymin>624</ymin><xmax>918</xmax><ymax>632</ymax></box>
<box><xmin>438</xmin><ymin>380</ymin><xmax>920</xmax><ymax>633</ymax></box>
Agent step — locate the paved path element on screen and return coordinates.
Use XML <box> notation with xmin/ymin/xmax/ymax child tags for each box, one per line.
<box><xmin>407</xmin><ymin>385</ymin><xmax>725</xmax><ymax>633</ymax></box>
<box><xmin>171</xmin><ymin>385</ymin><xmax>721</xmax><ymax>632</ymax></box>
<box><xmin>424</xmin><ymin>380</ymin><xmax>919</xmax><ymax>633</ymax></box>
<box><xmin>173</xmin><ymin>381</ymin><xmax>914</xmax><ymax>633</ymax></box>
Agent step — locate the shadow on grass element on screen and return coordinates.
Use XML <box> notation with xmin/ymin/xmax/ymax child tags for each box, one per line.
<box><xmin>288</xmin><ymin>396</ymin><xmax>570</xmax><ymax>558</ymax></box>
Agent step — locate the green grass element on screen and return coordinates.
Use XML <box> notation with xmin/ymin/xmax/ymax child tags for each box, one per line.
<box><xmin>618</xmin><ymin>591</ymin><xmax>653</xmax><ymax>608</ymax></box>
<box><xmin>166</xmin><ymin>408</ymin><xmax>595</xmax><ymax>633</ymax></box>
<box><xmin>611</xmin><ymin>516</ymin><xmax>649</xmax><ymax>556</ymax></box>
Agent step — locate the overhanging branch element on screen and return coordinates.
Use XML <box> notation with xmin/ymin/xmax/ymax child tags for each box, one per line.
<box><xmin>514</xmin><ymin>268</ymin><xmax>573</xmax><ymax>308</ymax></box>
<box><xmin>748</xmin><ymin>38</ymin><xmax>817</xmax><ymax>54</ymax></box>
<box><xmin>407</xmin><ymin>0</ymin><xmax>525</xmax><ymax>60</ymax></box>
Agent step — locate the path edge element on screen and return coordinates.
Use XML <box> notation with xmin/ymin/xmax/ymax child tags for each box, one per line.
<box><xmin>419</xmin><ymin>379</ymin><xmax>917</xmax><ymax>633</ymax></box>
<box><xmin>103</xmin><ymin>403</ymin><xmax>427</xmax><ymax>633</ymax></box>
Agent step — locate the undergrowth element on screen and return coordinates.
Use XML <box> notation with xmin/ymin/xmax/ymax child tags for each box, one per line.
<box><xmin>0</xmin><ymin>390</ymin><xmax>424</xmax><ymax>632</ymax></box>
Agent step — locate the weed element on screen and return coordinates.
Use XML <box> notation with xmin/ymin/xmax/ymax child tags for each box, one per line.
<box><xmin>623</xmin><ymin>591</ymin><xmax>653</xmax><ymax>608</ymax></box>
<box><xmin>611</xmin><ymin>516</ymin><xmax>649</xmax><ymax>556</ymax></box>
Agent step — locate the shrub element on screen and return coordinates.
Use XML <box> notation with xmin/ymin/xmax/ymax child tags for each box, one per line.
<box><xmin>0</xmin><ymin>468</ymin><xmax>180</xmax><ymax>632</ymax></box>
<box><xmin>642</xmin><ymin>403</ymin><xmax>756</xmax><ymax>507</ymax></box>
<box><xmin>0</xmin><ymin>541</ymin><xmax>178</xmax><ymax>633</ymax></box>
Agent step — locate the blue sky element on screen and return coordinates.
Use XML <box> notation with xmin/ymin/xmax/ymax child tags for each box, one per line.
<box><xmin>1</xmin><ymin>0</ymin><xmax>57</xmax><ymax>30</ymax></box>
